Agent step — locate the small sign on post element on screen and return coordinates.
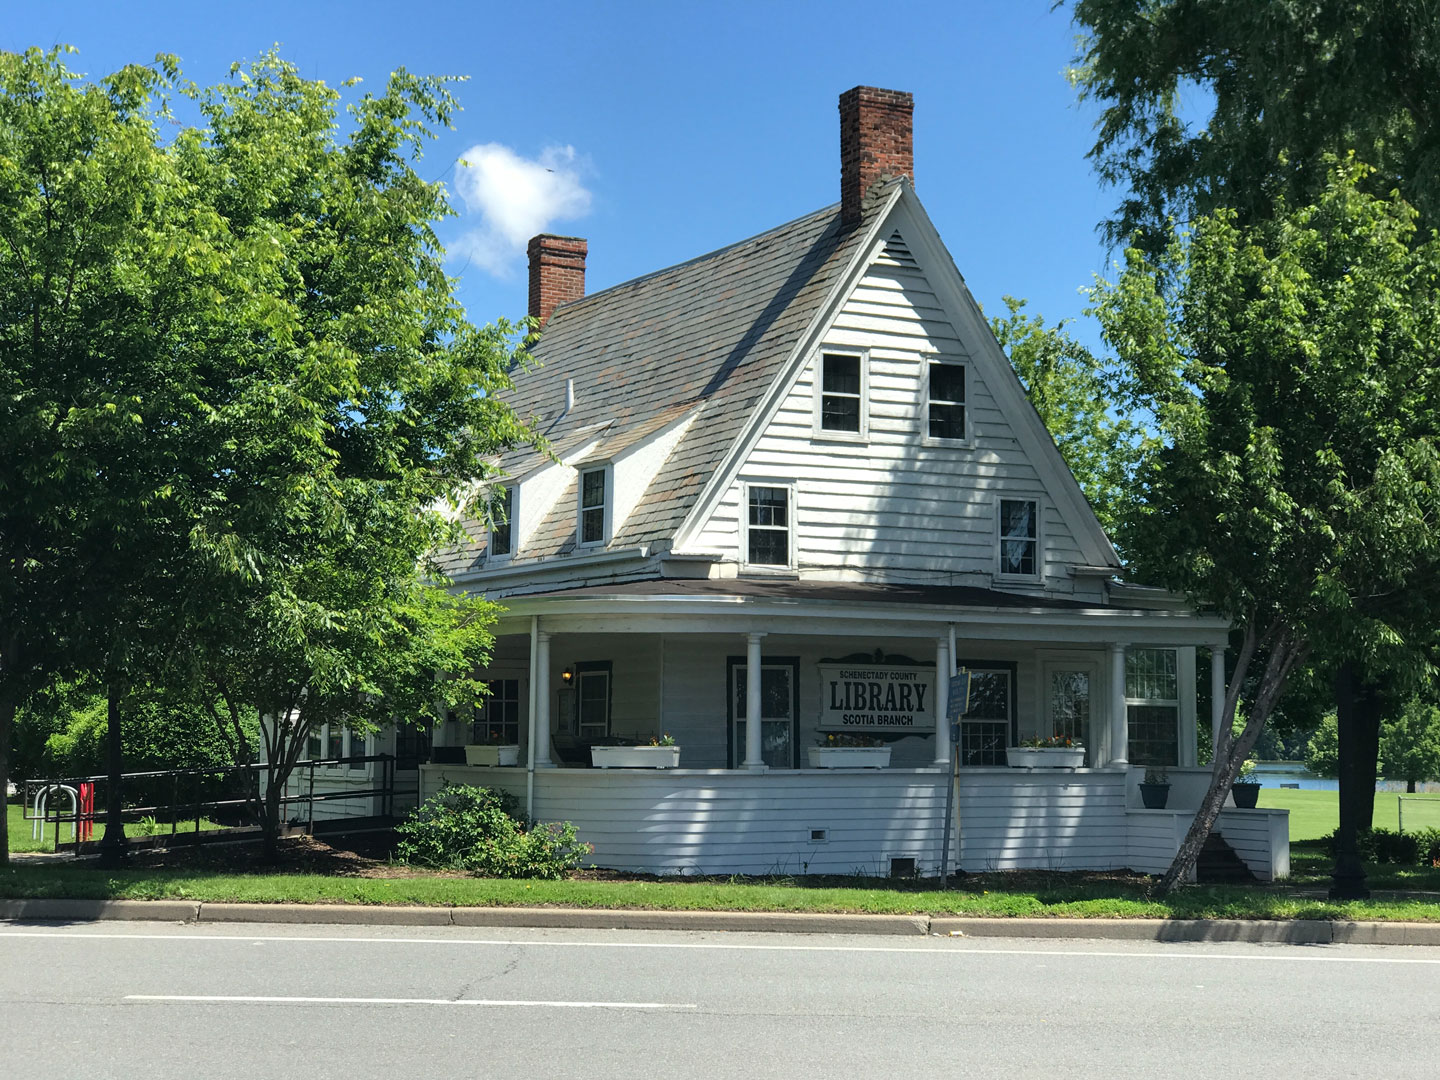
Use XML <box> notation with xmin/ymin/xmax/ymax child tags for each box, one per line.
<box><xmin>947</xmin><ymin>670</ymin><xmax>971</xmax><ymax>723</ymax></box>
<box><xmin>940</xmin><ymin>667</ymin><xmax>971</xmax><ymax>886</ymax></box>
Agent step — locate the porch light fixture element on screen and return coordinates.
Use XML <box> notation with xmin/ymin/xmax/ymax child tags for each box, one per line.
<box><xmin>561</xmin><ymin>666</ymin><xmax>574</xmax><ymax>684</ymax></box>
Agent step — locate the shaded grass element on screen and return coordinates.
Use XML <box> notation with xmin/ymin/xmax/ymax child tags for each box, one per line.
<box><xmin>1</xmin><ymin>863</ymin><xmax>1436</xmax><ymax>922</ymax></box>
<box><xmin>7</xmin><ymin>802</ymin><xmax>220</xmax><ymax>854</ymax></box>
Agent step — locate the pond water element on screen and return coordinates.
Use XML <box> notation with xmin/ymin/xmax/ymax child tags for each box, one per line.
<box><xmin>1249</xmin><ymin>763</ymin><xmax>1439</xmax><ymax>793</ymax></box>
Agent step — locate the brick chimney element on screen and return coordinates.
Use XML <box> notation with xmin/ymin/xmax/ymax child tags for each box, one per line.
<box><xmin>527</xmin><ymin>234</ymin><xmax>587</xmax><ymax>326</ymax></box>
<box><xmin>839</xmin><ymin>86</ymin><xmax>913</xmax><ymax>225</ymax></box>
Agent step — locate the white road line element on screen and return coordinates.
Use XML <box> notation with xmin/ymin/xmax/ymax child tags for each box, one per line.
<box><xmin>125</xmin><ymin>994</ymin><xmax>694</xmax><ymax>1009</ymax></box>
<box><xmin>3</xmin><ymin>930</ymin><xmax>1439</xmax><ymax>963</ymax></box>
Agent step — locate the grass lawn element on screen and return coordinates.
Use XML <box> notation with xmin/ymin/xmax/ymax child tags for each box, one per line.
<box><xmin>1258</xmin><ymin>789</ymin><xmax>1440</xmax><ymax>840</ymax></box>
<box><xmin>7</xmin><ymin>802</ymin><xmax>220</xmax><ymax>854</ymax></box>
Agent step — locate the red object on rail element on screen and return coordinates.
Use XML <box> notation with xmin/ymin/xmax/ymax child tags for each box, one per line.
<box><xmin>78</xmin><ymin>782</ymin><xmax>94</xmax><ymax>841</ymax></box>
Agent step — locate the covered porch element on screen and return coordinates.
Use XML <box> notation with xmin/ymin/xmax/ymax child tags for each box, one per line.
<box><xmin>420</xmin><ymin>581</ymin><xmax>1286</xmax><ymax>880</ymax></box>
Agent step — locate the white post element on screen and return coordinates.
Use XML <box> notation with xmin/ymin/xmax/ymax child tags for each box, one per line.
<box><xmin>744</xmin><ymin>633</ymin><xmax>766</xmax><ymax>770</ymax></box>
<box><xmin>1109</xmin><ymin>643</ymin><xmax>1128</xmax><ymax>767</ymax></box>
<box><xmin>1211</xmin><ymin>643</ymin><xmax>1227</xmax><ymax>757</ymax></box>
<box><xmin>534</xmin><ymin>631</ymin><xmax>553</xmax><ymax>767</ymax></box>
<box><xmin>934</xmin><ymin>636</ymin><xmax>951</xmax><ymax>765</ymax></box>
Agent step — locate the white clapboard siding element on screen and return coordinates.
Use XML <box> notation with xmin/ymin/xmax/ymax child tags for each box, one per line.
<box><xmin>1216</xmin><ymin>808</ymin><xmax>1290</xmax><ymax>882</ymax></box>
<box><xmin>694</xmin><ymin>238</ymin><xmax>1089</xmax><ymax>591</ymax></box>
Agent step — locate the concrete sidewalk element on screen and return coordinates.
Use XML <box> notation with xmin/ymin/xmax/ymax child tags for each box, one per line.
<box><xmin>3</xmin><ymin>897</ymin><xmax>1439</xmax><ymax>945</ymax></box>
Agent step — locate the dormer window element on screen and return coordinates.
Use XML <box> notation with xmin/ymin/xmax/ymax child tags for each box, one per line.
<box><xmin>579</xmin><ymin>467</ymin><xmax>608</xmax><ymax>545</ymax></box>
<box><xmin>815</xmin><ymin>351</ymin><xmax>867</xmax><ymax>438</ymax></box>
<box><xmin>489</xmin><ymin>485</ymin><xmax>514</xmax><ymax>559</ymax></box>
<box><xmin>998</xmin><ymin>498</ymin><xmax>1039</xmax><ymax>579</ymax></box>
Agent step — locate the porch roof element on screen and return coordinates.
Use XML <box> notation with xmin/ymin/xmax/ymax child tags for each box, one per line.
<box><xmin>493</xmin><ymin>577</ymin><xmax>1233</xmax><ymax>643</ymax></box>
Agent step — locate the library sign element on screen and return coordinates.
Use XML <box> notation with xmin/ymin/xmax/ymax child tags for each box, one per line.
<box><xmin>818</xmin><ymin>664</ymin><xmax>936</xmax><ymax>732</ymax></box>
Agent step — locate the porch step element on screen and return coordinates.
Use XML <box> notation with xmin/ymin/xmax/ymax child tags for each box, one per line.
<box><xmin>1197</xmin><ymin>833</ymin><xmax>1256</xmax><ymax>885</ymax></box>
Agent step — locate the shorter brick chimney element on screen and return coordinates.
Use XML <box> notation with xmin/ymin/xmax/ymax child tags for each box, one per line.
<box><xmin>527</xmin><ymin>234</ymin><xmax>587</xmax><ymax>326</ymax></box>
<box><xmin>839</xmin><ymin>86</ymin><xmax>913</xmax><ymax>225</ymax></box>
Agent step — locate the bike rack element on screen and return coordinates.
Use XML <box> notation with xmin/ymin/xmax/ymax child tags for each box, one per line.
<box><xmin>31</xmin><ymin>783</ymin><xmax>80</xmax><ymax>843</ymax></box>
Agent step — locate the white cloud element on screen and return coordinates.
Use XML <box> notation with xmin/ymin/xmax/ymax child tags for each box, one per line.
<box><xmin>451</xmin><ymin>143</ymin><xmax>592</xmax><ymax>276</ymax></box>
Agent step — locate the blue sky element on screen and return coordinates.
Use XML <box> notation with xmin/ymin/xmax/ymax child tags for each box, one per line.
<box><xmin>6</xmin><ymin>1</ymin><xmax>1124</xmax><ymax>349</ymax></box>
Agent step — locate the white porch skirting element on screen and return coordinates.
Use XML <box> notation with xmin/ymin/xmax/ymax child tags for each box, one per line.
<box><xmin>418</xmin><ymin>765</ymin><xmax>1288</xmax><ymax>881</ymax></box>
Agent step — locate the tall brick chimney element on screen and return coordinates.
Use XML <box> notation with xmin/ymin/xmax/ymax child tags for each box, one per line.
<box><xmin>527</xmin><ymin>234</ymin><xmax>587</xmax><ymax>326</ymax></box>
<box><xmin>839</xmin><ymin>86</ymin><xmax>913</xmax><ymax>225</ymax></box>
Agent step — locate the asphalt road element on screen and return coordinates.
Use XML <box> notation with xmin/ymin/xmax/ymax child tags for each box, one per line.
<box><xmin>3</xmin><ymin>922</ymin><xmax>1439</xmax><ymax>1079</ymax></box>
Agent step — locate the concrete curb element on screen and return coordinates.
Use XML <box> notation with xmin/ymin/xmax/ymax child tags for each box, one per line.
<box><xmin>2</xmin><ymin>899</ymin><xmax>1438</xmax><ymax>945</ymax></box>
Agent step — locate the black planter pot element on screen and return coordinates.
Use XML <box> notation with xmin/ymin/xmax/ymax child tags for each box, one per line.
<box><xmin>1139</xmin><ymin>782</ymin><xmax>1170</xmax><ymax>810</ymax></box>
<box><xmin>1231</xmin><ymin>782</ymin><xmax>1261</xmax><ymax>809</ymax></box>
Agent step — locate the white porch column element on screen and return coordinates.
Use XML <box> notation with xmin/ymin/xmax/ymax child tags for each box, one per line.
<box><xmin>1109</xmin><ymin>643</ymin><xmax>1128</xmax><ymax>767</ymax></box>
<box><xmin>933</xmin><ymin>636</ymin><xmax>951</xmax><ymax>765</ymax></box>
<box><xmin>744</xmin><ymin>632</ymin><xmax>766</xmax><ymax>770</ymax></box>
<box><xmin>1210</xmin><ymin>643</ymin><xmax>1227</xmax><ymax>757</ymax></box>
<box><xmin>533</xmin><ymin>631</ymin><xmax>554</xmax><ymax>768</ymax></box>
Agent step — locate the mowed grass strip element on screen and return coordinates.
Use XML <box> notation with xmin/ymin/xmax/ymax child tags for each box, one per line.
<box><xmin>1</xmin><ymin>864</ymin><xmax>1437</xmax><ymax>922</ymax></box>
<box><xmin>7</xmin><ymin>803</ymin><xmax>221</xmax><ymax>854</ymax></box>
<box><xmin>1257</xmin><ymin>789</ymin><xmax>1440</xmax><ymax>840</ymax></box>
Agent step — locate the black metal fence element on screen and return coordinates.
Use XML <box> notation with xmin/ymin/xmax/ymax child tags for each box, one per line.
<box><xmin>21</xmin><ymin>754</ymin><xmax>413</xmax><ymax>853</ymax></box>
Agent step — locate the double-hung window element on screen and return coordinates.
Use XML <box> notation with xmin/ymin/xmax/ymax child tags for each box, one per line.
<box><xmin>474</xmin><ymin>678</ymin><xmax>521</xmax><ymax>745</ymax></box>
<box><xmin>746</xmin><ymin>485</ymin><xmax>791</xmax><ymax>567</ymax></box>
<box><xmin>578</xmin><ymin>467</ymin><xmax>607</xmax><ymax>545</ymax></box>
<box><xmin>576</xmin><ymin>662</ymin><xmax>612</xmax><ymax>738</ymax></box>
<box><xmin>926</xmin><ymin>361</ymin><xmax>966</xmax><ymax>441</ymax></box>
<box><xmin>489</xmin><ymin>485</ymin><xmax>514</xmax><ymax>558</ymax></box>
<box><xmin>998</xmin><ymin>498</ymin><xmax>1039</xmax><ymax>579</ymax></box>
<box><xmin>816</xmin><ymin>352</ymin><xmax>865</xmax><ymax>436</ymax></box>
<box><xmin>958</xmin><ymin>664</ymin><xmax>1015</xmax><ymax>767</ymax></box>
<box><xmin>1126</xmin><ymin>648</ymin><xmax>1180</xmax><ymax>766</ymax></box>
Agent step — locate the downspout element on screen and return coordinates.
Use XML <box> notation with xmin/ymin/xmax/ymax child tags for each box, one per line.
<box><xmin>526</xmin><ymin>615</ymin><xmax>539</xmax><ymax>820</ymax></box>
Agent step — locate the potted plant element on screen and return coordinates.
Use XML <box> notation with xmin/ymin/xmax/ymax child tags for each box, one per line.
<box><xmin>807</xmin><ymin>733</ymin><xmax>892</xmax><ymax>769</ymax></box>
<box><xmin>591</xmin><ymin>734</ymin><xmax>681</xmax><ymax>769</ymax></box>
<box><xmin>1139</xmin><ymin>766</ymin><xmax>1171</xmax><ymax>809</ymax></box>
<box><xmin>1006</xmin><ymin>735</ymin><xmax>1085</xmax><ymax>768</ymax></box>
<box><xmin>1231</xmin><ymin>760</ymin><xmax>1262</xmax><ymax>808</ymax></box>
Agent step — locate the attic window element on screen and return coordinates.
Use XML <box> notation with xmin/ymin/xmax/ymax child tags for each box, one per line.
<box><xmin>998</xmin><ymin>498</ymin><xmax>1039</xmax><ymax>579</ymax></box>
<box><xmin>746</xmin><ymin>485</ymin><xmax>791</xmax><ymax>567</ymax></box>
<box><xmin>816</xmin><ymin>352</ymin><xmax>867</xmax><ymax>438</ymax></box>
<box><xmin>927</xmin><ymin>361</ymin><xmax>966</xmax><ymax>441</ymax></box>
<box><xmin>579</xmin><ymin>467</ymin><xmax>608</xmax><ymax>545</ymax></box>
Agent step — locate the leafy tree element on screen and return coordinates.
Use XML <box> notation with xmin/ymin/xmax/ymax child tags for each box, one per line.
<box><xmin>1093</xmin><ymin>162</ymin><xmax>1440</xmax><ymax>894</ymax></box>
<box><xmin>990</xmin><ymin>297</ymin><xmax>1145</xmax><ymax>537</ymax></box>
<box><xmin>1068</xmin><ymin>0</ymin><xmax>1440</xmax><ymax>253</ymax></box>
<box><xmin>1305</xmin><ymin>714</ymin><xmax>1340</xmax><ymax>779</ymax></box>
<box><xmin>1380</xmin><ymin>699</ymin><xmax>1440</xmax><ymax>793</ymax></box>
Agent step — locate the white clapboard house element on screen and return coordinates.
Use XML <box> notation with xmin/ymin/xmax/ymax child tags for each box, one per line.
<box><xmin>353</xmin><ymin>87</ymin><xmax>1287</xmax><ymax>880</ymax></box>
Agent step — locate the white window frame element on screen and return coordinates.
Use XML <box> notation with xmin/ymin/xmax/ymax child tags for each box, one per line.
<box><xmin>1124</xmin><ymin>647</ymin><xmax>1182</xmax><ymax>768</ymax></box>
<box><xmin>921</xmin><ymin>356</ymin><xmax>972</xmax><ymax>446</ymax></box>
<box><xmin>576</xmin><ymin>465</ymin><xmax>611</xmax><ymax>548</ymax></box>
<box><xmin>995</xmin><ymin>496</ymin><xmax>1043</xmax><ymax>582</ymax></box>
<box><xmin>741</xmin><ymin>481</ymin><xmax>797</xmax><ymax>571</ymax></box>
<box><xmin>811</xmin><ymin>349</ymin><xmax>869</xmax><ymax>442</ymax></box>
<box><xmin>488</xmin><ymin>483</ymin><xmax>516</xmax><ymax>562</ymax></box>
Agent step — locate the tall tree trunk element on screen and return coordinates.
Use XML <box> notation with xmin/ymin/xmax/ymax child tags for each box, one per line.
<box><xmin>1331</xmin><ymin>662</ymin><xmax>1371</xmax><ymax>899</ymax></box>
<box><xmin>1408</xmin><ymin>778</ymin><xmax>1418</xmax><ymax>794</ymax></box>
<box><xmin>260</xmin><ymin>775</ymin><xmax>283</xmax><ymax>864</ymax></box>
<box><xmin>96</xmin><ymin>675</ymin><xmax>128</xmax><ymax>868</ymax></box>
<box><xmin>1354</xmin><ymin>689</ymin><xmax>1385</xmax><ymax>832</ymax></box>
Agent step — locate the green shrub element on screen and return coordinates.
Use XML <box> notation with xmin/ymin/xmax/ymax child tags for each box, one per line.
<box><xmin>1325</xmin><ymin>826</ymin><xmax>1419</xmax><ymax>864</ymax></box>
<box><xmin>395</xmin><ymin>785</ymin><xmax>590</xmax><ymax>880</ymax></box>
<box><xmin>1411</xmin><ymin>827</ymin><xmax>1440</xmax><ymax>867</ymax></box>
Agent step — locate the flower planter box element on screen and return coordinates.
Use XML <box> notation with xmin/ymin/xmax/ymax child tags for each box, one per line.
<box><xmin>590</xmin><ymin>745</ymin><xmax>681</xmax><ymax>769</ymax></box>
<box><xmin>1006</xmin><ymin>747</ymin><xmax>1085</xmax><ymax>768</ymax></box>
<box><xmin>807</xmin><ymin>746</ymin><xmax>892</xmax><ymax>769</ymax></box>
<box><xmin>464</xmin><ymin>744</ymin><xmax>520</xmax><ymax>767</ymax></box>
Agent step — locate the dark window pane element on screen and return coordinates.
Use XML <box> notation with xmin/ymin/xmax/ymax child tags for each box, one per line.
<box><xmin>1128</xmin><ymin>705</ymin><xmax>1179</xmax><ymax>766</ymax></box>
<box><xmin>581</xmin><ymin>469</ymin><xmax>605</xmax><ymax>509</ymax></box>
<box><xmin>928</xmin><ymin>403</ymin><xmax>965</xmax><ymax>440</ymax></box>
<box><xmin>821</xmin><ymin>355</ymin><xmax>860</xmax><ymax>394</ymax></box>
<box><xmin>1000</xmin><ymin>499</ymin><xmax>1036</xmax><ymax>539</ymax></box>
<box><xmin>999</xmin><ymin>499</ymin><xmax>1037</xmax><ymax>576</ymax></box>
<box><xmin>761</xmin><ymin>667</ymin><xmax>791</xmax><ymax>719</ymax></box>
<box><xmin>821</xmin><ymin>394</ymin><xmax>861</xmax><ymax>432</ymax></box>
<box><xmin>960</xmin><ymin>721</ymin><xmax>1008</xmax><ymax>766</ymax></box>
<box><xmin>966</xmin><ymin>671</ymin><xmax>1011</xmax><ymax>721</ymax></box>
<box><xmin>748</xmin><ymin>528</ymin><xmax>788</xmax><ymax>565</ymax></box>
<box><xmin>581</xmin><ymin>506</ymin><xmax>604</xmax><ymax>543</ymax></box>
<box><xmin>929</xmin><ymin>362</ymin><xmax>965</xmax><ymax>403</ymax></box>
<box><xmin>327</xmin><ymin>727</ymin><xmax>343</xmax><ymax>760</ymax></box>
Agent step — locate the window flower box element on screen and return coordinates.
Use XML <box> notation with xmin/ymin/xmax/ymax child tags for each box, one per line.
<box><xmin>1006</xmin><ymin>746</ymin><xmax>1085</xmax><ymax>768</ymax></box>
<box><xmin>807</xmin><ymin>746</ymin><xmax>892</xmax><ymax>769</ymax></box>
<box><xmin>464</xmin><ymin>744</ymin><xmax>520</xmax><ymax>767</ymax></box>
<box><xmin>590</xmin><ymin>745</ymin><xmax>681</xmax><ymax>769</ymax></box>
